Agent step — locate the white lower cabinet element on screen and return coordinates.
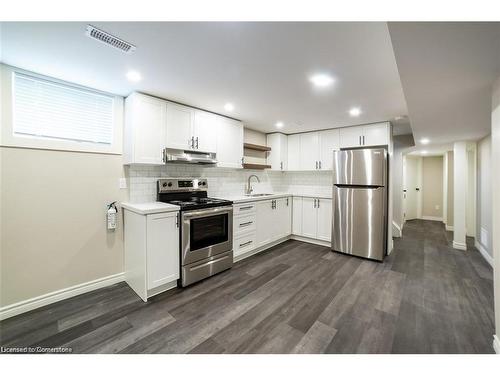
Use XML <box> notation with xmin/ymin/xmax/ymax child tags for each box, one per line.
<box><xmin>124</xmin><ymin>209</ymin><xmax>180</xmax><ymax>301</ymax></box>
<box><xmin>235</xmin><ymin>197</ymin><xmax>291</xmax><ymax>260</ymax></box>
<box><xmin>293</xmin><ymin>197</ymin><xmax>332</xmax><ymax>242</ymax></box>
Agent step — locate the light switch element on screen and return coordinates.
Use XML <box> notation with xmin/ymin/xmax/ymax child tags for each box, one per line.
<box><xmin>119</xmin><ymin>178</ymin><xmax>127</xmax><ymax>189</ymax></box>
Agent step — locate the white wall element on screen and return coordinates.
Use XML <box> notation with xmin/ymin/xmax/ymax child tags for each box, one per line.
<box><xmin>491</xmin><ymin>76</ymin><xmax>500</xmax><ymax>345</ymax></box>
<box><xmin>422</xmin><ymin>156</ymin><xmax>444</xmax><ymax>219</ymax></box>
<box><xmin>0</xmin><ymin>147</ymin><xmax>127</xmax><ymax>307</ymax></box>
<box><xmin>476</xmin><ymin>135</ymin><xmax>492</xmax><ymax>259</ymax></box>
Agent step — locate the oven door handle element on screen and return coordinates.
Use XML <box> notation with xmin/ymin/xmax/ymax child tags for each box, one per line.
<box><xmin>181</xmin><ymin>206</ymin><xmax>233</xmax><ymax>218</ymax></box>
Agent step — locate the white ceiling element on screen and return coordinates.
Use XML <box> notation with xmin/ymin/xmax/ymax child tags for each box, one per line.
<box><xmin>388</xmin><ymin>22</ymin><xmax>500</xmax><ymax>145</ymax></box>
<box><xmin>0</xmin><ymin>22</ymin><xmax>409</xmax><ymax>134</ymax></box>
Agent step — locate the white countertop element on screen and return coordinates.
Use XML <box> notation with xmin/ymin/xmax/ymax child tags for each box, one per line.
<box><xmin>214</xmin><ymin>192</ymin><xmax>332</xmax><ymax>204</ymax></box>
<box><xmin>121</xmin><ymin>202</ymin><xmax>180</xmax><ymax>215</ymax></box>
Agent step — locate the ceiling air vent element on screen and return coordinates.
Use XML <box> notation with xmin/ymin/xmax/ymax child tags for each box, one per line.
<box><xmin>85</xmin><ymin>25</ymin><xmax>136</xmax><ymax>54</ymax></box>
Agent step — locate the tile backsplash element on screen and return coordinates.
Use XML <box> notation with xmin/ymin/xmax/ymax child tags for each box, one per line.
<box><xmin>126</xmin><ymin>164</ymin><xmax>332</xmax><ymax>203</ymax></box>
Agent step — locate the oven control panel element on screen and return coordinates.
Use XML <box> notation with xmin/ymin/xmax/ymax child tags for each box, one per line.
<box><xmin>158</xmin><ymin>178</ymin><xmax>208</xmax><ymax>193</ymax></box>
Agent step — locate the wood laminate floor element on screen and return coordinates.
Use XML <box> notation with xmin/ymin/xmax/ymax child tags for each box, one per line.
<box><xmin>0</xmin><ymin>220</ymin><xmax>495</xmax><ymax>354</ymax></box>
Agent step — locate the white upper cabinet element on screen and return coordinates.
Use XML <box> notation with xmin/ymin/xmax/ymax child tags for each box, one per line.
<box><xmin>193</xmin><ymin>111</ymin><xmax>217</xmax><ymax>153</ymax></box>
<box><xmin>300</xmin><ymin>132</ymin><xmax>320</xmax><ymax>171</ymax></box>
<box><xmin>267</xmin><ymin>133</ymin><xmax>288</xmax><ymax>171</ymax></box>
<box><xmin>123</xmin><ymin>93</ymin><xmax>167</xmax><ymax>165</ymax></box>
<box><xmin>166</xmin><ymin>103</ymin><xmax>195</xmax><ymax>150</ymax></box>
<box><xmin>287</xmin><ymin>134</ymin><xmax>301</xmax><ymax>171</ymax></box>
<box><xmin>339</xmin><ymin>122</ymin><xmax>390</xmax><ymax>148</ymax></box>
<box><xmin>363</xmin><ymin>122</ymin><xmax>390</xmax><ymax>147</ymax></box>
<box><xmin>216</xmin><ymin>117</ymin><xmax>243</xmax><ymax>168</ymax></box>
<box><xmin>319</xmin><ymin>129</ymin><xmax>340</xmax><ymax>170</ymax></box>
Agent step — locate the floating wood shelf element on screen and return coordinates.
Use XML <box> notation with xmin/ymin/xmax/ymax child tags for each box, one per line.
<box><xmin>244</xmin><ymin>143</ymin><xmax>271</xmax><ymax>152</ymax></box>
<box><xmin>243</xmin><ymin>163</ymin><xmax>271</xmax><ymax>170</ymax></box>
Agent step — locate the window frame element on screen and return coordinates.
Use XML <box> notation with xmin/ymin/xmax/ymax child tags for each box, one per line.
<box><xmin>1</xmin><ymin>64</ymin><xmax>123</xmax><ymax>155</ymax></box>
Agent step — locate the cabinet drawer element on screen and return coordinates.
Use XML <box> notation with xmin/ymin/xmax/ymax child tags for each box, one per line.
<box><xmin>234</xmin><ymin>214</ymin><xmax>257</xmax><ymax>237</ymax></box>
<box><xmin>233</xmin><ymin>203</ymin><xmax>256</xmax><ymax>216</ymax></box>
<box><xmin>233</xmin><ymin>232</ymin><xmax>257</xmax><ymax>257</ymax></box>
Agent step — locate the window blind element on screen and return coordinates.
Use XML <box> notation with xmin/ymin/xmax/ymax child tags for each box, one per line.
<box><xmin>13</xmin><ymin>73</ymin><xmax>114</xmax><ymax>145</ymax></box>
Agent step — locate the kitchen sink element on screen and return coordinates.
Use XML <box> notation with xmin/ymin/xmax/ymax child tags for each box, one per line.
<box><xmin>245</xmin><ymin>193</ymin><xmax>274</xmax><ymax>197</ymax></box>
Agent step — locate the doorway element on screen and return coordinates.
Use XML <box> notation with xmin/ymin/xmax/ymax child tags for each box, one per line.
<box><xmin>403</xmin><ymin>155</ymin><xmax>421</xmax><ymax>221</ymax></box>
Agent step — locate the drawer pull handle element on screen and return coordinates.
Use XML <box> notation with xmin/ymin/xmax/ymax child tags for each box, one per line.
<box><xmin>239</xmin><ymin>221</ymin><xmax>253</xmax><ymax>227</ymax></box>
<box><xmin>239</xmin><ymin>206</ymin><xmax>253</xmax><ymax>211</ymax></box>
<box><xmin>239</xmin><ymin>240</ymin><xmax>253</xmax><ymax>247</ymax></box>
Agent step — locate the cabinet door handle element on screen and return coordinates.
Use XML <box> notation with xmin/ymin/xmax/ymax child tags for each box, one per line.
<box><xmin>239</xmin><ymin>221</ymin><xmax>253</xmax><ymax>227</ymax></box>
<box><xmin>239</xmin><ymin>240</ymin><xmax>253</xmax><ymax>248</ymax></box>
<box><xmin>280</xmin><ymin>161</ymin><xmax>283</xmax><ymax>170</ymax></box>
<box><xmin>286</xmin><ymin>197</ymin><xmax>289</xmax><ymax>206</ymax></box>
<box><xmin>317</xmin><ymin>199</ymin><xmax>320</xmax><ymax>208</ymax></box>
<box><xmin>196</xmin><ymin>137</ymin><xmax>199</xmax><ymax>149</ymax></box>
<box><xmin>363</xmin><ymin>135</ymin><xmax>365</xmax><ymax>145</ymax></box>
<box><xmin>313</xmin><ymin>199</ymin><xmax>316</xmax><ymax>208</ymax></box>
<box><xmin>315</xmin><ymin>161</ymin><xmax>318</xmax><ymax>170</ymax></box>
<box><xmin>319</xmin><ymin>161</ymin><xmax>322</xmax><ymax>169</ymax></box>
<box><xmin>359</xmin><ymin>136</ymin><xmax>361</xmax><ymax>145</ymax></box>
<box><xmin>175</xmin><ymin>214</ymin><xmax>179</xmax><ymax>228</ymax></box>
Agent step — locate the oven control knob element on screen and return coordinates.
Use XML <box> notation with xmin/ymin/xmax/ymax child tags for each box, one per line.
<box><xmin>167</xmin><ymin>182</ymin><xmax>173</xmax><ymax>187</ymax></box>
<box><xmin>201</xmin><ymin>181</ymin><xmax>206</xmax><ymax>186</ymax></box>
<box><xmin>162</xmin><ymin>182</ymin><xmax>168</xmax><ymax>187</ymax></box>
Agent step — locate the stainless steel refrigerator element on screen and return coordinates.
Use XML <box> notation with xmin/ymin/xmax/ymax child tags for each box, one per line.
<box><xmin>332</xmin><ymin>148</ymin><xmax>387</xmax><ymax>261</ymax></box>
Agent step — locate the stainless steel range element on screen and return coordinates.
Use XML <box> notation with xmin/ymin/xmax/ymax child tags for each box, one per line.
<box><xmin>157</xmin><ymin>178</ymin><xmax>233</xmax><ymax>287</ymax></box>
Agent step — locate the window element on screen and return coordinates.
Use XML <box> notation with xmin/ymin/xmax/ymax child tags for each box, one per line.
<box><xmin>13</xmin><ymin>72</ymin><xmax>114</xmax><ymax>145</ymax></box>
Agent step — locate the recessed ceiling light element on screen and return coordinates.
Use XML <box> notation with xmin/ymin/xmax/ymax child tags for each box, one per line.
<box><xmin>309</xmin><ymin>74</ymin><xmax>334</xmax><ymax>88</ymax></box>
<box><xmin>421</xmin><ymin>150</ymin><xmax>428</xmax><ymax>155</ymax></box>
<box><xmin>420</xmin><ymin>138</ymin><xmax>430</xmax><ymax>145</ymax></box>
<box><xmin>349</xmin><ymin>107</ymin><xmax>362</xmax><ymax>117</ymax></box>
<box><xmin>126</xmin><ymin>70</ymin><xmax>141</xmax><ymax>82</ymax></box>
<box><xmin>275</xmin><ymin>122</ymin><xmax>284</xmax><ymax>129</ymax></box>
<box><xmin>224</xmin><ymin>103</ymin><xmax>234</xmax><ymax>112</ymax></box>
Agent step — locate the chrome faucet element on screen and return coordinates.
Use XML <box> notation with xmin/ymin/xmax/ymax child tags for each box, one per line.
<box><xmin>246</xmin><ymin>174</ymin><xmax>260</xmax><ymax>195</ymax></box>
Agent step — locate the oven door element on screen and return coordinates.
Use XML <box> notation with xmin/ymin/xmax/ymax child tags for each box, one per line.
<box><xmin>181</xmin><ymin>206</ymin><xmax>233</xmax><ymax>265</ymax></box>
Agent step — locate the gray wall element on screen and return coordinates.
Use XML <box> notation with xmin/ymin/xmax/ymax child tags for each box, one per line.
<box><xmin>422</xmin><ymin>156</ymin><xmax>444</xmax><ymax>218</ymax></box>
<box><xmin>476</xmin><ymin>135</ymin><xmax>492</xmax><ymax>258</ymax></box>
<box><xmin>446</xmin><ymin>151</ymin><xmax>454</xmax><ymax>227</ymax></box>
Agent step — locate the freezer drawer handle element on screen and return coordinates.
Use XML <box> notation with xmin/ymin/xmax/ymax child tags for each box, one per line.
<box><xmin>239</xmin><ymin>221</ymin><xmax>253</xmax><ymax>227</ymax></box>
<box><xmin>239</xmin><ymin>240</ymin><xmax>253</xmax><ymax>248</ymax></box>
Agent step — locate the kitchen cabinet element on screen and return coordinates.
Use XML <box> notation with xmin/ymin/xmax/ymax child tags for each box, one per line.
<box><xmin>255</xmin><ymin>199</ymin><xmax>274</xmax><ymax>247</ymax></box>
<box><xmin>319</xmin><ymin>129</ymin><xmax>340</xmax><ymax>170</ymax></box>
<box><xmin>339</xmin><ymin>122</ymin><xmax>390</xmax><ymax>148</ymax></box>
<box><xmin>123</xmin><ymin>93</ymin><xmax>167</xmax><ymax>165</ymax></box>
<box><xmin>166</xmin><ymin>103</ymin><xmax>194</xmax><ymax>150</ymax></box>
<box><xmin>267</xmin><ymin>133</ymin><xmax>288</xmax><ymax>171</ymax></box>
<box><xmin>294</xmin><ymin>196</ymin><xmax>332</xmax><ymax>242</ymax></box>
<box><xmin>216</xmin><ymin>117</ymin><xmax>244</xmax><ymax>168</ymax></box>
<box><xmin>123</xmin><ymin>208</ymin><xmax>180</xmax><ymax>301</ymax></box>
<box><xmin>255</xmin><ymin>197</ymin><xmax>291</xmax><ymax>248</ymax></box>
<box><xmin>193</xmin><ymin>111</ymin><xmax>217</xmax><ymax>153</ymax></box>
<box><xmin>287</xmin><ymin>134</ymin><xmax>301</xmax><ymax>171</ymax></box>
<box><xmin>146</xmin><ymin>212</ymin><xmax>180</xmax><ymax>289</ymax></box>
<box><xmin>292</xmin><ymin>196</ymin><xmax>303</xmax><ymax>235</ymax></box>
<box><xmin>300</xmin><ymin>132</ymin><xmax>320</xmax><ymax>171</ymax></box>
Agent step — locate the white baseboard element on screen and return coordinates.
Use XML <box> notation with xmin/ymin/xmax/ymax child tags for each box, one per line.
<box><xmin>422</xmin><ymin>216</ymin><xmax>443</xmax><ymax>222</ymax></box>
<box><xmin>0</xmin><ymin>272</ymin><xmax>125</xmax><ymax>321</ymax></box>
<box><xmin>452</xmin><ymin>241</ymin><xmax>467</xmax><ymax>251</ymax></box>
<box><xmin>445</xmin><ymin>225</ymin><xmax>454</xmax><ymax>231</ymax></box>
<box><xmin>475</xmin><ymin>240</ymin><xmax>494</xmax><ymax>267</ymax></box>
<box><xmin>493</xmin><ymin>335</ymin><xmax>500</xmax><ymax>354</ymax></box>
<box><xmin>290</xmin><ymin>235</ymin><xmax>331</xmax><ymax>248</ymax></box>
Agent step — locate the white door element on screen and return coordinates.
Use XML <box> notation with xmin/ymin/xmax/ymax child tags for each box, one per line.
<box><xmin>292</xmin><ymin>196</ymin><xmax>303</xmax><ymax>235</ymax></box>
<box><xmin>403</xmin><ymin>156</ymin><xmax>420</xmax><ymax>221</ymax></box>
<box><xmin>316</xmin><ymin>198</ymin><xmax>332</xmax><ymax>241</ymax></box>
<box><xmin>256</xmin><ymin>199</ymin><xmax>274</xmax><ymax>247</ymax></box>
<box><xmin>132</xmin><ymin>95</ymin><xmax>167</xmax><ymax>165</ymax></box>
<box><xmin>287</xmin><ymin>134</ymin><xmax>301</xmax><ymax>171</ymax></box>
<box><xmin>166</xmin><ymin>103</ymin><xmax>194</xmax><ymax>150</ymax></box>
<box><xmin>146</xmin><ymin>212</ymin><xmax>179</xmax><ymax>289</ymax></box>
<box><xmin>193</xmin><ymin>111</ymin><xmax>217</xmax><ymax>153</ymax></box>
<box><xmin>339</xmin><ymin>126</ymin><xmax>363</xmax><ymax>148</ymax></box>
<box><xmin>300</xmin><ymin>132</ymin><xmax>320</xmax><ymax>170</ymax></box>
<box><xmin>363</xmin><ymin>123</ymin><xmax>389</xmax><ymax>147</ymax></box>
<box><xmin>301</xmin><ymin>197</ymin><xmax>318</xmax><ymax>238</ymax></box>
<box><xmin>216</xmin><ymin>118</ymin><xmax>243</xmax><ymax>168</ymax></box>
<box><xmin>319</xmin><ymin>129</ymin><xmax>340</xmax><ymax>170</ymax></box>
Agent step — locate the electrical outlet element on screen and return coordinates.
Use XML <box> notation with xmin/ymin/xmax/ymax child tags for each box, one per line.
<box><xmin>435</xmin><ymin>205</ymin><xmax>440</xmax><ymax>210</ymax></box>
<box><xmin>119</xmin><ymin>178</ymin><xmax>127</xmax><ymax>189</ymax></box>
